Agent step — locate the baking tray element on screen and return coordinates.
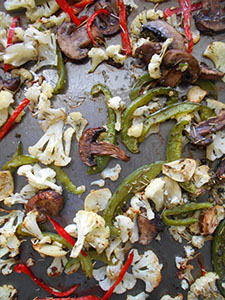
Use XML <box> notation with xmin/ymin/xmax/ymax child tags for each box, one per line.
<box><xmin>0</xmin><ymin>1</ymin><xmax>225</xmax><ymax>299</ymax></box>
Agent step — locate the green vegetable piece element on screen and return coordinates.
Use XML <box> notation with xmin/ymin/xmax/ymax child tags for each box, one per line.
<box><xmin>4</xmin><ymin>141</ymin><xmax>22</xmax><ymax>174</ymax></box>
<box><xmin>139</xmin><ymin>102</ymin><xmax>201</xmax><ymax>144</ymax></box>
<box><xmin>49</xmin><ymin>164</ymin><xmax>85</xmax><ymax>195</ymax></box>
<box><xmin>79</xmin><ymin>252</ymin><xmax>93</xmax><ymax>279</ymax></box>
<box><xmin>53</xmin><ymin>45</ymin><xmax>66</xmax><ymax>94</ymax></box>
<box><xmin>87</xmin><ymin>83</ymin><xmax>116</xmax><ymax>175</ymax></box>
<box><xmin>103</xmin><ymin>161</ymin><xmax>163</xmax><ymax>235</ymax></box>
<box><xmin>212</xmin><ymin>219</ymin><xmax>225</xmax><ymax>297</ymax></box>
<box><xmin>121</xmin><ymin>87</ymin><xmax>179</xmax><ymax>153</ymax></box>
<box><xmin>162</xmin><ymin>202</ymin><xmax>212</xmax><ymax>226</ymax></box>
<box><xmin>199</xmin><ymin>105</ymin><xmax>215</xmax><ymax>121</ymax></box>
<box><xmin>2</xmin><ymin>154</ymin><xmax>38</xmax><ymax>171</ymax></box>
<box><xmin>129</xmin><ymin>73</ymin><xmax>154</xmax><ymax>101</ymax></box>
<box><xmin>195</xmin><ymin>79</ymin><xmax>218</xmax><ymax>100</ymax></box>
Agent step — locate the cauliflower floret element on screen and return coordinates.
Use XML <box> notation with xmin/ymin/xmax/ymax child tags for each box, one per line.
<box><xmin>206</xmin><ymin>131</ymin><xmax>225</xmax><ymax>161</ymax></box>
<box><xmin>70</xmin><ymin>210</ymin><xmax>109</xmax><ymax>257</ymax></box>
<box><xmin>65</xmin><ymin>112</ymin><xmax>88</xmax><ymax>141</ymax></box>
<box><xmin>0</xmin><ymin>171</ymin><xmax>14</xmax><ymax>201</ymax></box>
<box><xmin>106</xmin><ymin>45</ymin><xmax>127</xmax><ymax>64</ymax></box>
<box><xmin>123</xmin><ymin>0</ymin><xmax>138</xmax><ymax>10</ymax></box>
<box><xmin>88</xmin><ymin>48</ymin><xmax>108</xmax><ymax>73</ymax></box>
<box><xmin>108</xmin><ymin>96</ymin><xmax>126</xmax><ymax>131</ymax></box>
<box><xmin>85</xmin><ymin>225</ymin><xmax>110</xmax><ymax>254</ymax></box>
<box><xmin>17</xmin><ymin>164</ymin><xmax>62</xmax><ymax>193</ymax></box>
<box><xmin>3</xmin><ymin>184</ymin><xmax>36</xmax><ymax>207</ymax></box>
<box><xmin>24</xmin><ymin>86</ymin><xmax>41</xmax><ymax>106</ymax></box>
<box><xmin>114</xmin><ymin>215</ymin><xmax>134</xmax><ymax>243</ymax></box>
<box><xmin>145</xmin><ymin>177</ymin><xmax>165</xmax><ymax>211</ymax></box>
<box><xmin>34</xmin><ymin>12</ymin><xmax>70</xmax><ymax>29</ymax></box>
<box><xmin>47</xmin><ymin>256</ymin><xmax>68</xmax><ymax>277</ymax></box>
<box><xmin>28</xmin><ymin>121</ymin><xmax>72</xmax><ymax>167</ymax></box>
<box><xmin>32</xmin><ymin>241</ymin><xmax>68</xmax><ymax>257</ymax></box>
<box><xmin>84</xmin><ymin>188</ymin><xmax>112</xmax><ymax>212</ymax></box>
<box><xmin>0</xmin><ymin>256</ymin><xmax>18</xmax><ymax>275</ymax></box>
<box><xmin>127</xmin><ymin>116</ymin><xmax>144</xmax><ymax>138</ymax></box>
<box><xmin>164</xmin><ymin>176</ymin><xmax>183</xmax><ymax>208</ymax></box>
<box><xmin>0</xmin><ymin>284</ymin><xmax>17</xmax><ymax>300</ymax></box>
<box><xmin>204</xmin><ymin>41</ymin><xmax>225</xmax><ymax>82</ymax></box>
<box><xmin>160</xmin><ymin>295</ymin><xmax>183</xmax><ymax>300</ymax></box>
<box><xmin>206</xmin><ymin>99</ymin><xmax>225</xmax><ymax>114</ymax></box>
<box><xmin>0</xmin><ymin>91</ymin><xmax>14</xmax><ymax>110</ymax></box>
<box><xmin>101</xmin><ymin>164</ymin><xmax>122</xmax><ymax>181</ymax></box>
<box><xmin>130</xmin><ymin>193</ymin><xmax>155</xmax><ymax>220</ymax></box>
<box><xmin>132</xmin><ymin>249</ymin><xmax>162</xmax><ymax>293</ymax></box>
<box><xmin>187</xmin><ymin>272</ymin><xmax>220</xmax><ymax>299</ymax></box>
<box><xmin>4</xmin><ymin>0</ymin><xmax>35</xmax><ymax>11</ymax></box>
<box><xmin>25</xmin><ymin>0</ymin><xmax>59</xmax><ymax>22</ymax></box>
<box><xmin>22</xmin><ymin>210</ymin><xmax>43</xmax><ymax>240</ymax></box>
<box><xmin>127</xmin><ymin>292</ymin><xmax>148</xmax><ymax>300</ymax></box>
<box><xmin>191</xmin><ymin>235</ymin><xmax>205</xmax><ymax>249</ymax></box>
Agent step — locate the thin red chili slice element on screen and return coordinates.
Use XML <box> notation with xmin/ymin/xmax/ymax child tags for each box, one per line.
<box><xmin>47</xmin><ymin>215</ymin><xmax>87</xmax><ymax>257</ymax></box>
<box><xmin>35</xmin><ymin>296</ymin><xmax>101</xmax><ymax>300</ymax></box>
<box><xmin>87</xmin><ymin>9</ymin><xmax>109</xmax><ymax>45</ymax></box>
<box><xmin>179</xmin><ymin>0</ymin><xmax>194</xmax><ymax>54</ymax></box>
<box><xmin>0</xmin><ymin>98</ymin><xmax>30</xmax><ymax>142</ymax></box>
<box><xmin>102</xmin><ymin>251</ymin><xmax>134</xmax><ymax>300</ymax></box>
<box><xmin>14</xmin><ymin>263</ymin><xmax>80</xmax><ymax>297</ymax></box>
<box><xmin>117</xmin><ymin>0</ymin><xmax>132</xmax><ymax>56</ymax></box>
<box><xmin>4</xmin><ymin>16</ymin><xmax>18</xmax><ymax>73</ymax></box>
<box><xmin>72</xmin><ymin>0</ymin><xmax>95</xmax><ymax>15</ymax></box>
<box><xmin>197</xmin><ymin>255</ymin><xmax>206</xmax><ymax>276</ymax></box>
<box><xmin>164</xmin><ymin>1</ymin><xmax>202</xmax><ymax>19</ymax></box>
<box><xmin>55</xmin><ymin>0</ymin><xmax>81</xmax><ymax>26</ymax></box>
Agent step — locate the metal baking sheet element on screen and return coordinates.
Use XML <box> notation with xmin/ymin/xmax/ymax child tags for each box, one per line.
<box><xmin>0</xmin><ymin>1</ymin><xmax>225</xmax><ymax>299</ymax></box>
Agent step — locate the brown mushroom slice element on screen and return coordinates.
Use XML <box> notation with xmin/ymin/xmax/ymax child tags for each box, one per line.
<box><xmin>57</xmin><ymin>22</ymin><xmax>104</xmax><ymax>60</ymax></box>
<box><xmin>79</xmin><ymin>127</ymin><xmax>130</xmax><ymax>166</ymax></box>
<box><xmin>189</xmin><ymin>109</ymin><xmax>225</xmax><ymax>146</ymax></box>
<box><xmin>137</xmin><ymin>208</ymin><xmax>165</xmax><ymax>245</ymax></box>
<box><xmin>194</xmin><ymin>0</ymin><xmax>225</xmax><ymax>34</ymax></box>
<box><xmin>202</xmin><ymin>205</ymin><xmax>224</xmax><ymax>235</ymax></box>
<box><xmin>141</xmin><ymin>20</ymin><xmax>186</xmax><ymax>52</ymax></box>
<box><xmin>216</xmin><ymin>156</ymin><xmax>225</xmax><ymax>181</ymax></box>
<box><xmin>135</xmin><ymin>41</ymin><xmax>162</xmax><ymax>64</ymax></box>
<box><xmin>94</xmin><ymin>0</ymin><xmax>120</xmax><ymax>36</ymax></box>
<box><xmin>161</xmin><ymin>69</ymin><xmax>183</xmax><ymax>88</ymax></box>
<box><xmin>200</xmin><ymin>62</ymin><xmax>225</xmax><ymax>81</ymax></box>
<box><xmin>0</xmin><ymin>76</ymin><xmax>21</xmax><ymax>92</ymax></box>
<box><xmin>162</xmin><ymin>49</ymin><xmax>200</xmax><ymax>83</ymax></box>
<box><xmin>25</xmin><ymin>190</ymin><xmax>64</xmax><ymax>223</ymax></box>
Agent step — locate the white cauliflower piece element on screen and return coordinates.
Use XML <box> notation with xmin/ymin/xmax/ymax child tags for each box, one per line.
<box><xmin>4</xmin><ymin>184</ymin><xmax>36</xmax><ymax>207</ymax></box>
<box><xmin>64</xmin><ymin>127</ymin><xmax>75</xmax><ymax>157</ymax></box>
<box><xmin>0</xmin><ymin>257</ymin><xmax>17</xmax><ymax>275</ymax></box>
<box><xmin>108</xmin><ymin>96</ymin><xmax>126</xmax><ymax>131</ymax></box>
<box><xmin>162</xmin><ymin>159</ymin><xmax>197</xmax><ymax>182</ymax></box>
<box><xmin>164</xmin><ymin>176</ymin><xmax>183</xmax><ymax>208</ymax></box>
<box><xmin>0</xmin><ymin>109</ymin><xmax>8</xmax><ymax>127</ymax></box>
<box><xmin>88</xmin><ymin>48</ymin><xmax>108</xmax><ymax>72</ymax></box>
<box><xmin>28</xmin><ymin>121</ymin><xmax>71</xmax><ymax>167</ymax></box>
<box><xmin>130</xmin><ymin>193</ymin><xmax>155</xmax><ymax>220</ymax></box>
<box><xmin>127</xmin><ymin>292</ymin><xmax>148</xmax><ymax>300</ymax></box>
<box><xmin>4</xmin><ymin>0</ymin><xmax>35</xmax><ymax>11</ymax></box>
<box><xmin>22</xmin><ymin>210</ymin><xmax>43</xmax><ymax>240</ymax></box>
<box><xmin>132</xmin><ymin>249</ymin><xmax>162</xmax><ymax>293</ymax></box>
<box><xmin>0</xmin><ymin>171</ymin><xmax>14</xmax><ymax>201</ymax></box>
<box><xmin>191</xmin><ymin>235</ymin><xmax>205</xmax><ymax>249</ymax></box>
<box><xmin>0</xmin><ymin>284</ymin><xmax>17</xmax><ymax>300</ymax></box>
<box><xmin>206</xmin><ymin>99</ymin><xmax>225</xmax><ymax>114</ymax></box>
<box><xmin>127</xmin><ymin>117</ymin><xmax>144</xmax><ymax>138</ymax></box>
<box><xmin>17</xmin><ymin>164</ymin><xmax>62</xmax><ymax>193</ymax></box>
<box><xmin>105</xmin><ymin>237</ymin><xmax>121</xmax><ymax>261</ymax></box>
<box><xmin>161</xmin><ymin>295</ymin><xmax>183</xmax><ymax>300</ymax></box>
<box><xmin>11</xmin><ymin>68</ymin><xmax>33</xmax><ymax>84</ymax></box>
<box><xmin>84</xmin><ymin>188</ymin><xmax>112</xmax><ymax>212</ymax></box>
<box><xmin>106</xmin><ymin>45</ymin><xmax>127</xmax><ymax>64</ymax></box>
<box><xmin>0</xmin><ymin>91</ymin><xmax>14</xmax><ymax>110</ymax></box>
<box><xmin>123</xmin><ymin>0</ymin><xmax>138</xmax><ymax>10</ymax></box>
<box><xmin>24</xmin><ymin>86</ymin><xmax>41</xmax><ymax>106</ymax></box>
<box><xmin>47</xmin><ymin>256</ymin><xmax>67</xmax><ymax>277</ymax></box>
<box><xmin>204</xmin><ymin>41</ymin><xmax>225</xmax><ymax>82</ymax></box>
<box><xmin>85</xmin><ymin>225</ymin><xmax>110</xmax><ymax>254</ymax></box>
<box><xmin>145</xmin><ymin>177</ymin><xmax>165</xmax><ymax>211</ymax></box>
<box><xmin>65</xmin><ymin>112</ymin><xmax>88</xmax><ymax>141</ymax></box>
<box><xmin>101</xmin><ymin>164</ymin><xmax>122</xmax><ymax>181</ymax></box>
<box><xmin>206</xmin><ymin>131</ymin><xmax>225</xmax><ymax>161</ymax></box>
<box><xmin>34</xmin><ymin>12</ymin><xmax>70</xmax><ymax>29</ymax></box>
<box><xmin>148</xmin><ymin>38</ymin><xmax>173</xmax><ymax>79</ymax></box>
<box><xmin>193</xmin><ymin>165</ymin><xmax>210</xmax><ymax>188</ymax></box>
<box><xmin>32</xmin><ymin>241</ymin><xmax>68</xmax><ymax>257</ymax></box>
<box><xmin>114</xmin><ymin>215</ymin><xmax>134</xmax><ymax>243</ymax></box>
<box><xmin>70</xmin><ymin>210</ymin><xmax>109</xmax><ymax>257</ymax></box>
<box><xmin>25</xmin><ymin>0</ymin><xmax>59</xmax><ymax>22</ymax></box>
<box><xmin>187</xmin><ymin>272</ymin><xmax>219</xmax><ymax>299</ymax></box>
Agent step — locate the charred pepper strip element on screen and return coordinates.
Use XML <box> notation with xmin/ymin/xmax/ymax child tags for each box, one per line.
<box><xmin>14</xmin><ymin>263</ymin><xmax>80</xmax><ymax>297</ymax></box>
<box><xmin>4</xmin><ymin>16</ymin><xmax>18</xmax><ymax>73</ymax></box>
<box><xmin>103</xmin><ymin>161</ymin><xmax>163</xmax><ymax>235</ymax></box>
<box><xmin>50</xmin><ymin>164</ymin><xmax>85</xmax><ymax>195</ymax></box>
<box><xmin>87</xmin><ymin>84</ymin><xmax>116</xmax><ymax>175</ymax></box>
<box><xmin>212</xmin><ymin>219</ymin><xmax>225</xmax><ymax>297</ymax></box>
<box><xmin>0</xmin><ymin>98</ymin><xmax>30</xmax><ymax>142</ymax></box>
<box><xmin>2</xmin><ymin>154</ymin><xmax>38</xmax><ymax>171</ymax></box>
<box><xmin>179</xmin><ymin>0</ymin><xmax>193</xmax><ymax>53</ymax></box>
<box><xmin>35</xmin><ymin>296</ymin><xmax>101</xmax><ymax>300</ymax></box>
<box><xmin>4</xmin><ymin>141</ymin><xmax>22</xmax><ymax>174</ymax></box>
<box><xmin>164</xmin><ymin>1</ymin><xmax>202</xmax><ymax>19</ymax></box>
<box><xmin>162</xmin><ymin>202</ymin><xmax>212</xmax><ymax>226</ymax></box>
<box><xmin>53</xmin><ymin>45</ymin><xmax>66</xmax><ymax>95</ymax></box>
<box><xmin>139</xmin><ymin>102</ymin><xmax>201</xmax><ymax>144</ymax></box>
<box><xmin>121</xmin><ymin>87</ymin><xmax>178</xmax><ymax>153</ymax></box>
<box><xmin>117</xmin><ymin>0</ymin><xmax>132</xmax><ymax>56</ymax></box>
<box><xmin>129</xmin><ymin>73</ymin><xmax>154</xmax><ymax>101</ymax></box>
<box><xmin>87</xmin><ymin>9</ymin><xmax>109</xmax><ymax>45</ymax></box>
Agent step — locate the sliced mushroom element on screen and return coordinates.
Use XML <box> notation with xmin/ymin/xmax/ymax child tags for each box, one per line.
<box><xmin>189</xmin><ymin>109</ymin><xmax>225</xmax><ymax>146</ymax></box>
<box><xmin>194</xmin><ymin>0</ymin><xmax>225</xmax><ymax>34</ymax></box>
<box><xmin>94</xmin><ymin>0</ymin><xmax>120</xmax><ymax>36</ymax></box>
<box><xmin>162</xmin><ymin>49</ymin><xmax>200</xmax><ymax>83</ymax></box>
<box><xmin>0</xmin><ymin>76</ymin><xmax>21</xmax><ymax>92</ymax></box>
<box><xmin>25</xmin><ymin>190</ymin><xmax>64</xmax><ymax>223</ymax></box>
<box><xmin>160</xmin><ymin>69</ymin><xmax>183</xmax><ymax>88</ymax></box>
<box><xmin>141</xmin><ymin>20</ymin><xmax>186</xmax><ymax>52</ymax></box>
<box><xmin>79</xmin><ymin>127</ymin><xmax>130</xmax><ymax>166</ymax></box>
<box><xmin>57</xmin><ymin>22</ymin><xmax>104</xmax><ymax>60</ymax></box>
<box><xmin>135</xmin><ymin>41</ymin><xmax>162</xmax><ymax>64</ymax></box>
<box><xmin>137</xmin><ymin>207</ymin><xmax>165</xmax><ymax>245</ymax></box>
<box><xmin>216</xmin><ymin>156</ymin><xmax>225</xmax><ymax>181</ymax></box>
<box><xmin>200</xmin><ymin>62</ymin><xmax>225</xmax><ymax>80</ymax></box>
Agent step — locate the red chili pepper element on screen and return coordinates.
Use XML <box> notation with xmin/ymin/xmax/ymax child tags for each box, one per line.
<box><xmin>102</xmin><ymin>251</ymin><xmax>134</xmax><ymax>300</ymax></box>
<box><xmin>55</xmin><ymin>0</ymin><xmax>81</xmax><ymax>26</ymax></box>
<box><xmin>14</xmin><ymin>263</ymin><xmax>80</xmax><ymax>297</ymax></box>
<box><xmin>178</xmin><ymin>0</ymin><xmax>194</xmax><ymax>54</ymax></box>
<box><xmin>117</xmin><ymin>0</ymin><xmax>132</xmax><ymax>56</ymax></box>
<box><xmin>72</xmin><ymin>0</ymin><xmax>95</xmax><ymax>15</ymax></box>
<box><xmin>4</xmin><ymin>16</ymin><xmax>18</xmax><ymax>73</ymax></box>
<box><xmin>0</xmin><ymin>98</ymin><xmax>30</xmax><ymax>142</ymax></box>
<box><xmin>47</xmin><ymin>215</ymin><xmax>87</xmax><ymax>257</ymax></box>
<box><xmin>197</xmin><ymin>255</ymin><xmax>206</xmax><ymax>276</ymax></box>
<box><xmin>86</xmin><ymin>9</ymin><xmax>109</xmax><ymax>45</ymax></box>
<box><xmin>164</xmin><ymin>1</ymin><xmax>202</xmax><ymax>19</ymax></box>
<box><xmin>35</xmin><ymin>296</ymin><xmax>101</xmax><ymax>300</ymax></box>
